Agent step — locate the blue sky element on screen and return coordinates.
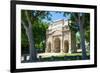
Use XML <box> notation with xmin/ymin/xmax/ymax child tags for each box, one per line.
<box><xmin>44</xmin><ymin>11</ymin><xmax>70</xmax><ymax>23</ymax></box>
<box><xmin>50</xmin><ymin>12</ymin><xmax>70</xmax><ymax>21</ymax></box>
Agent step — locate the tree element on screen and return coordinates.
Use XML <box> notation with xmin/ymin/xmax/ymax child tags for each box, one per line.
<box><xmin>21</xmin><ymin>10</ymin><xmax>51</xmax><ymax>61</ymax></box>
<box><xmin>21</xmin><ymin>10</ymin><xmax>37</xmax><ymax>61</ymax></box>
<box><xmin>64</xmin><ymin>12</ymin><xmax>79</xmax><ymax>53</ymax></box>
<box><xmin>64</xmin><ymin>12</ymin><xmax>90</xmax><ymax>59</ymax></box>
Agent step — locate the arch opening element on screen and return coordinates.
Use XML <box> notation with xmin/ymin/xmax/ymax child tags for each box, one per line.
<box><xmin>54</xmin><ymin>38</ymin><xmax>60</xmax><ymax>53</ymax></box>
<box><xmin>63</xmin><ymin>40</ymin><xmax>69</xmax><ymax>53</ymax></box>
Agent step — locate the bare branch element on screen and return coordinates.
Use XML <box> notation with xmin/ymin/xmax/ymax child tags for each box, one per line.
<box><xmin>25</xmin><ymin>10</ymin><xmax>32</xmax><ymax>28</ymax></box>
<box><xmin>78</xmin><ymin>13</ymin><xmax>81</xmax><ymax>25</ymax></box>
<box><xmin>81</xmin><ymin>13</ymin><xmax>85</xmax><ymax>26</ymax></box>
<box><xmin>21</xmin><ymin>20</ymin><xmax>28</xmax><ymax>31</ymax></box>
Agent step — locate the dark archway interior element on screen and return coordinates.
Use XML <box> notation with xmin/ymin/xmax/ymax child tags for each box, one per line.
<box><xmin>54</xmin><ymin>38</ymin><xmax>60</xmax><ymax>53</ymax></box>
<box><xmin>64</xmin><ymin>40</ymin><xmax>69</xmax><ymax>53</ymax></box>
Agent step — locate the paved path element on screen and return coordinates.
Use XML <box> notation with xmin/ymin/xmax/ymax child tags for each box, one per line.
<box><xmin>37</xmin><ymin>53</ymin><xmax>82</xmax><ymax>58</ymax></box>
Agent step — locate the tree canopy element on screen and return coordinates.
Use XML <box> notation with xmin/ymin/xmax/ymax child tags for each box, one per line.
<box><xmin>21</xmin><ymin>10</ymin><xmax>51</xmax><ymax>55</ymax></box>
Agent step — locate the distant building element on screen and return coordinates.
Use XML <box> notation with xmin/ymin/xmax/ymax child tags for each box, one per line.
<box><xmin>45</xmin><ymin>19</ymin><xmax>77</xmax><ymax>53</ymax></box>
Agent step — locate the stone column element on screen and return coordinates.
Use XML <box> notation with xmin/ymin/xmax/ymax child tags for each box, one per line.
<box><xmin>51</xmin><ymin>36</ymin><xmax>54</xmax><ymax>53</ymax></box>
<box><xmin>68</xmin><ymin>31</ymin><xmax>71</xmax><ymax>54</ymax></box>
<box><xmin>45</xmin><ymin>31</ymin><xmax>48</xmax><ymax>53</ymax></box>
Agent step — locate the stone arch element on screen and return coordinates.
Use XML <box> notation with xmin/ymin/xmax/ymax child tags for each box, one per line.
<box><xmin>47</xmin><ymin>42</ymin><xmax>51</xmax><ymax>52</ymax></box>
<box><xmin>54</xmin><ymin>38</ymin><xmax>60</xmax><ymax>53</ymax></box>
<box><xmin>63</xmin><ymin>40</ymin><xmax>69</xmax><ymax>53</ymax></box>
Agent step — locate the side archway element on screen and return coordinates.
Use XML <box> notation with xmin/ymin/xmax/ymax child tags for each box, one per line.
<box><xmin>47</xmin><ymin>42</ymin><xmax>51</xmax><ymax>52</ymax></box>
<box><xmin>63</xmin><ymin>40</ymin><xmax>69</xmax><ymax>53</ymax></box>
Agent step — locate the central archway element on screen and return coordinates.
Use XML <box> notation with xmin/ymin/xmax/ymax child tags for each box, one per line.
<box><xmin>54</xmin><ymin>38</ymin><xmax>60</xmax><ymax>53</ymax></box>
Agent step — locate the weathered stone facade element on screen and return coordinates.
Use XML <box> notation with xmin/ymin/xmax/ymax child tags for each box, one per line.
<box><xmin>45</xmin><ymin>19</ymin><xmax>77</xmax><ymax>53</ymax></box>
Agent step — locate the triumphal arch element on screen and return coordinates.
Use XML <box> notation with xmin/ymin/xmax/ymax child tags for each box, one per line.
<box><xmin>45</xmin><ymin>19</ymin><xmax>76</xmax><ymax>53</ymax></box>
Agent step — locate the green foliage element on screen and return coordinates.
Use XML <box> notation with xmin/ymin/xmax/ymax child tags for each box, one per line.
<box><xmin>21</xmin><ymin>23</ymin><xmax>29</xmax><ymax>54</ymax></box>
<box><xmin>68</xmin><ymin>13</ymin><xmax>90</xmax><ymax>43</ymax></box>
<box><xmin>21</xmin><ymin>10</ymin><xmax>50</xmax><ymax>54</ymax></box>
<box><xmin>64</xmin><ymin>13</ymin><xmax>90</xmax><ymax>54</ymax></box>
<box><xmin>84</xmin><ymin>14</ymin><xmax>90</xmax><ymax>43</ymax></box>
<box><xmin>32</xmin><ymin>21</ymin><xmax>48</xmax><ymax>52</ymax></box>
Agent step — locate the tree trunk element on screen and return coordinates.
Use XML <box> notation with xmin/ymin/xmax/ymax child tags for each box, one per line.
<box><xmin>26</xmin><ymin>27</ymin><xmax>37</xmax><ymax>62</ymax></box>
<box><xmin>22</xmin><ymin>10</ymin><xmax>37</xmax><ymax>62</ymax></box>
<box><xmin>78</xmin><ymin>13</ymin><xmax>87</xmax><ymax>60</ymax></box>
